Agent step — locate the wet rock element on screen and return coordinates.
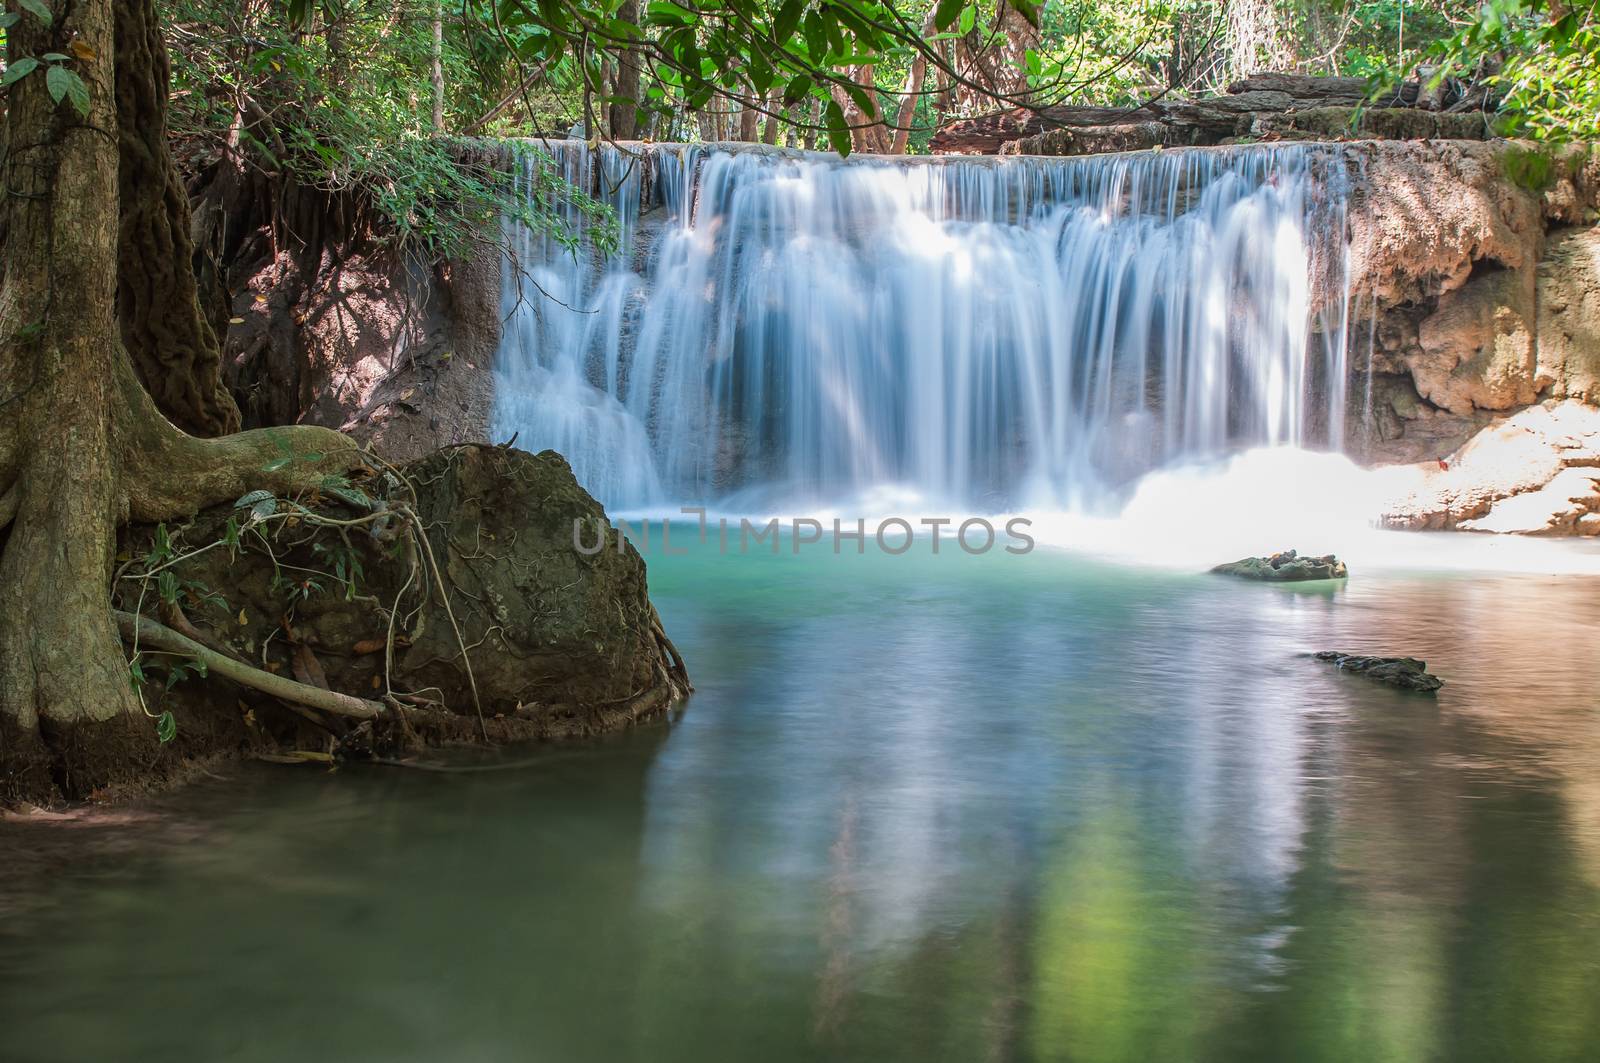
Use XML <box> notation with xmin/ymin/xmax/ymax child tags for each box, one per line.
<box><xmin>1314</xmin><ymin>652</ymin><xmax>1443</xmax><ymax>692</ymax></box>
<box><xmin>1212</xmin><ymin>549</ymin><xmax>1348</xmax><ymax>581</ymax></box>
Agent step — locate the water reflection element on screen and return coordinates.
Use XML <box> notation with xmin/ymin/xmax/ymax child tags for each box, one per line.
<box><xmin>2</xmin><ymin>539</ymin><xmax>1599</xmax><ymax>1061</ymax></box>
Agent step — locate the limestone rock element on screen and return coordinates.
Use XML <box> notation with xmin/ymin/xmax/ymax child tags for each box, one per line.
<box><xmin>1413</xmin><ymin>267</ymin><xmax>1545</xmax><ymax>415</ymax></box>
<box><xmin>1380</xmin><ymin>399</ymin><xmax>1600</xmax><ymax>533</ymax></box>
<box><xmin>1537</xmin><ymin>225</ymin><xmax>1600</xmax><ymax>404</ymax></box>
<box><xmin>1213</xmin><ymin>550</ymin><xmax>1349</xmax><ymax>581</ymax></box>
<box><xmin>1344</xmin><ymin>141</ymin><xmax>1550</xmax><ymax>311</ymax></box>
<box><xmin>1314</xmin><ymin>652</ymin><xmax>1443</xmax><ymax>692</ymax></box>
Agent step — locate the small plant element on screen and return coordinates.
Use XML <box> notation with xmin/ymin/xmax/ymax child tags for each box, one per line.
<box><xmin>1</xmin><ymin>3</ymin><xmax>93</xmax><ymax>119</ymax></box>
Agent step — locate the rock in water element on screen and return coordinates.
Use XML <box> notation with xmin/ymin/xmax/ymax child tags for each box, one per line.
<box><xmin>1314</xmin><ymin>652</ymin><xmax>1443</xmax><ymax>692</ymax></box>
<box><xmin>1211</xmin><ymin>549</ymin><xmax>1349</xmax><ymax>581</ymax></box>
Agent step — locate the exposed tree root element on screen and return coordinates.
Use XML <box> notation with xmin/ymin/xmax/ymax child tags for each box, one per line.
<box><xmin>113</xmin><ymin>610</ymin><xmax>404</xmax><ymax>722</ymax></box>
<box><xmin>115</xmin><ymin>354</ymin><xmax>362</xmax><ymax>523</ymax></box>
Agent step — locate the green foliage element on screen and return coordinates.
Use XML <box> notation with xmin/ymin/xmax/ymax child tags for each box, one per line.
<box><xmin>1</xmin><ymin>47</ymin><xmax>92</xmax><ymax>119</ymax></box>
<box><xmin>1416</xmin><ymin>0</ymin><xmax>1600</xmax><ymax>142</ymax></box>
<box><xmin>165</xmin><ymin>0</ymin><xmax>614</xmax><ymax>262</ymax></box>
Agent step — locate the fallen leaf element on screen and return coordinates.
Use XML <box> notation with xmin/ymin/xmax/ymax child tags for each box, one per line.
<box><xmin>69</xmin><ymin>39</ymin><xmax>98</xmax><ymax>61</ymax></box>
<box><xmin>237</xmin><ymin>609</ymin><xmax>248</xmax><ymax>626</ymax></box>
<box><xmin>352</xmin><ymin>638</ymin><xmax>386</xmax><ymax>655</ymax></box>
<box><xmin>370</xmin><ymin>675</ymin><xmax>382</xmax><ymax>690</ymax></box>
<box><xmin>229</xmin><ymin>317</ymin><xmax>245</xmax><ymax>325</ymax></box>
<box><xmin>291</xmin><ymin>642</ymin><xmax>330</xmax><ymax>690</ymax></box>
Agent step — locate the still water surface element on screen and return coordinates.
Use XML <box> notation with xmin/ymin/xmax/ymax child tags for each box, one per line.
<box><xmin>4</xmin><ymin>533</ymin><xmax>1600</xmax><ymax>1062</ymax></box>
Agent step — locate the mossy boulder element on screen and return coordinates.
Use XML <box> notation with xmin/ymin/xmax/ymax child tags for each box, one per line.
<box><xmin>1212</xmin><ymin>549</ymin><xmax>1348</xmax><ymax>582</ymax></box>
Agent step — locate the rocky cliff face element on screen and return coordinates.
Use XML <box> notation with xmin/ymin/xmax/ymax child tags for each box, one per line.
<box><xmin>1335</xmin><ymin>140</ymin><xmax>1600</xmax><ymax>533</ymax></box>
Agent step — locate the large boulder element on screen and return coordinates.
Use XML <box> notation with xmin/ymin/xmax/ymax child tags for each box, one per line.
<box><xmin>115</xmin><ymin>445</ymin><xmax>689</xmax><ymax>765</ymax></box>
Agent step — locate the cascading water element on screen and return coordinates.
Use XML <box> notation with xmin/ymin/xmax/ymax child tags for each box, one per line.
<box><xmin>492</xmin><ymin>142</ymin><xmax>1353</xmax><ymax>513</ymax></box>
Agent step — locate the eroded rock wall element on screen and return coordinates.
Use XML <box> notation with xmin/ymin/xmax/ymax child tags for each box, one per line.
<box><xmin>1336</xmin><ymin>140</ymin><xmax>1600</xmax><ymax>532</ymax></box>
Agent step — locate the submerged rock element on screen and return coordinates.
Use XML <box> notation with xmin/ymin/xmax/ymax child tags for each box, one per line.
<box><xmin>1212</xmin><ymin>549</ymin><xmax>1348</xmax><ymax>581</ymax></box>
<box><xmin>1314</xmin><ymin>652</ymin><xmax>1443</xmax><ymax>692</ymax></box>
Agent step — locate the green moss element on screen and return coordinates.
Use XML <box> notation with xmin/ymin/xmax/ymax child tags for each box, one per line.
<box><xmin>1503</xmin><ymin>145</ymin><xmax>1556</xmax><ymax>192</ymax></box>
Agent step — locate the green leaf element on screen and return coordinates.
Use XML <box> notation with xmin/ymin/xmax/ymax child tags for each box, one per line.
<box><xmin>845</xmin><ymin>83</ymin><xmax>876</xmax><ymax>120</ymax></box>
<box><xmin>748</xmin><ymin>54</ymin><xmax>774</xmax><ymax>95</ymax></box>
<box><xmin>249</xmin><ymin>498</ymin><xmax>279</xmax><ymax>523</ymax></box>
<box><xmin>824</xmin><ymin>99</ymin><xmax>851</xmax><ymax>157</ymax></box>
<box><xmin>2</xmin><ymin>57</ymin><xmax>40</xmax><ymax>87</ymax></box>
<box><xmin>145</xmin><ymin>523</ymin><xmax>173</xmax><ymax>567</ymax></box>
<box><xmin>957</xmin><ymin>5</ymin><xmax>976</xmax><ymax>35</ymax></box>
<box><xmin>45</xmin><ymin>63</ymin><xmax>70</xmax><ymax>103</ymax></box>
<box><xmin>156</xmin><ymin>711</ymin><xmax>177</xmax><ymax>744</ymax></box>
<box><xmin>933</xmin><ymin>0</ymin><xmax>963</xmax><ymax>30</ymax></box>
<box><xmin>645</xmin><ymin>1</ymin><xmax>696</xmax><ymax>25</ymax></box>
<box><xmin>774</xmin><ymin>0</ymin><xmax>804</xmax><ymax>42</ymax></box>
<box><xmin>1011</xmin><ymin>0</ymin><xmax>1041</xmax><ymax>29</ymax></box>
<box><xmin>63</xmin><ymin>70</ymin><xmax>91</xmax><ymax>119</ymax></box>
<box><xmin>18</xmin><ymin>0</ymin><xmax>51</xmax><ymax>27</ymax></box>
<box><xmin>234</xmin><ymin>489</ymin><xmax>274</xmax><ymax>508</ymax></box>
<box><xmin>322</xmin><ymin>479</ymin><xmax>372</xmax><ymax>510</ymax></box>
<box><xmin>0</xmin><ymin>14</ymin><xmax>18</xmax><ymax>29</ymax></box>
<box><xmin>782</xmin><ymin>74</ymin><xmax>813</xmax><ymax>108</ymax></box>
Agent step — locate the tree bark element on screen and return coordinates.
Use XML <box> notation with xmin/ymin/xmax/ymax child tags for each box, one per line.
<box><xmin>430</xmin><ymin>0</ymin><xmax>445</xmax><ymax>133</ymax></box>
<box><xmin>0</xmin><ymin>0</ymin><xmax>364</xmax><ymax>803</ymax></box>
<box><xmin>113</xmin><ymin>0</ymin><xmax>241</xmax><ymax>437</ymax></box>
<box><xmin>890</xmin><ymin>12</ymin><xmax>941</xmax><ymax>154</ymax></box>
<box><xmin>609</xmin><ymin>0</ymin><xmax>641</xmax><ymax>139</ymax></box>
<box><xmin>1</xmin><ymin>0</ymin><xmax>144</xmax><ymax>798</ymax></box>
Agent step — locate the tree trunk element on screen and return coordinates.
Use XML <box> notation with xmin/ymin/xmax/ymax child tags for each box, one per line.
<box><xmin>609</xmin><ymin>0</ymin><xmax>641</xmax><ymax>138</ymax></box>
<box><xmin>890</xmin><ymin>11</ymin><xmax>941</xmax><ymax>154</ymax></box>
<box><xmin>430</xmin><ymin>0</ymin><xmax>445</xmax><ymax>133</ymax></box>
<box><xmin>761</xmin><ymin>95</ymin><xmax>782</xmax><ymax>145</ymax></box>
<box><xmin>113</xmin><ymin>0</ymin><xmax>241</xmax><ymax>437</ymax></box>
<box><xmin>1</xmin><ymin>0</ymin><xmax>144</xmax><ymax>798</ymax></box>
<box><xmin>1</xmin><ymin>0</ymin><xmax>361</xmax><ymax>803</ymax></box>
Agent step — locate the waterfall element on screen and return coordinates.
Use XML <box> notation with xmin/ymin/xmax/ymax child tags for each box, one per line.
<box><xmin>492</xmin><ymin>141</ymin><xmax>1353</xmax><ymax>513</ymax></box>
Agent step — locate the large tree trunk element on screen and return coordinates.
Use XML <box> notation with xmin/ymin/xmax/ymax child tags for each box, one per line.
<box><xmin>1</xmin><ymin>0</ymin><xmax>143</xmax><ymax>797</ymax></box>
<box><xmin>1</xmin><ymin>0</ymin><xmax>358</xmax><ymax>803</ymax></box>
<box><xmin>609</xmin><ymin>0</ymin><xmax>641</xmax><ymax>139</ymax></box>
<box><xmin>113</xmin><ymin>0</ymin><xmax>240</xmax><ymax>436</ymax></box>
